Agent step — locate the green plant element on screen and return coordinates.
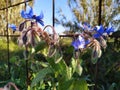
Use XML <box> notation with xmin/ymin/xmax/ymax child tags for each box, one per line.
<box><xmin>31</xmin><ymin>47</ymin><xmax>89</xmax><ymax>90</ymax></box>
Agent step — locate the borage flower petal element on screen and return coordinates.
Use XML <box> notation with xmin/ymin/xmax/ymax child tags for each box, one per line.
<box><xmin>93</xmin><ymin>25</ymin><xmax>104</xmax><ymax>38</ymax></box>
<box><xmin>20</xmin><ymin>5</ymin><xmax>33</xmax><ymax>19</ymax></box>
<box><xmin>34</xmin><ymin>11</ymin><xmax>44</xmax><ymax>26</ymax></box>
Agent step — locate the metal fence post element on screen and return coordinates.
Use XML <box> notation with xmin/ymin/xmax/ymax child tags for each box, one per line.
<box><xmin>94</xmin><ymin>0</ymin><xmax>102</xmax><ymax>90</ymax></box>
<box><xmin>6</xmin><ymin>0</ymin><xmax>10</xmax><ymax>78</ymax></box>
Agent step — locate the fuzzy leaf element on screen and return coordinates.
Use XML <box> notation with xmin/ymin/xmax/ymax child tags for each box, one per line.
<box><xmin>71</xmin><ymin>58</ymin><xmax>77</xmax><ymax>73</ymax></box>
<box><xmin>35</xmin><ymin>41</ymin><xmax>47</xmax><ymax>53</ymax></box>
<box><xmin>59</xmin><ymin>79</ymin><xmax>74</xmax><ymax>90</ymax></box>
<box><xmin>76</xmin><ymin>64</ymin><xmax>83</xmax><ymax>76</ymax></box>
<box><xmin>47</xmin><ymin>57</ymin><xmax>69</xmax><ymax>80</ymax></box>
<box><xmin>72</xmin><ymin>79</ymin><xmax>88</xmax><ymax>90</ymax></box>
<box><xmin>59</xmin><ymin>78</ymin><xmax>88</xmax><ymax>90</ymax></box>
<box><xmin>31</xmin><ymin>67</ymin><xmax>52</xmax><ymax>88</ymax></box>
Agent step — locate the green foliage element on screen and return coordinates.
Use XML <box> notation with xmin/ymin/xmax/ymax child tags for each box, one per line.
<box><xmin>0</xmin><ymin>35</ymin><xmax>120</xmax><ymax>90</ymax></box>
<box><xmin>35</xmin><ymin>40</ymin><xmax>47</xmax><ymax>53</ymax></box>
<box><xmin>59</xmin><ymin>78</ymin><xmax>88</xmax><ymax>90</ymax></box>
<box><xmin>10</xmin><ymin>58</ymin><xmax>27</xmax><ymax>89</ymax></box>
<box><xmin>30</xmin><ymin>50</ymin><xmax>89</xmax><ymax>89</ymax></box>
<box><xmin>31</xmin><ymin>67</ymin><xmax>52</xmax><ymax>88</ymax></box>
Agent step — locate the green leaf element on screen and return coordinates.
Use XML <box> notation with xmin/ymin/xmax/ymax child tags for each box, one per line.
<box><xmin>35</xmin><ymin>41</ymin><xmax>47</xmax><ymax>53</ymax></box>
<box><xmin>47</xmin><ymin>57</ymin><xmax>62</xmax><ymax>73</ymax></box>
<box><xmin>71</xmin><ymin>58</ymin><xmax>77</xmax><ymax>73</ymax></box>
<box><xmin>59</xmin><ymin>78</ymin><xmax>88</xmax><ymax>90</ymax></box>
<box><xmin>58</xmin><ymin>79</ymin><xmax>74</xmax><ymax>90</ymax></box>
<box><xmin>76</xmin><ymin>64</ymin><xmax>83</xmax><ymax>76</ymax></box>
<box><xmin>67</xmin><ymin>67</ymin><xmax>72</xmax><ymax>80</ymax></box>
<box><xmin>72</xmin><ymin>79</ymin><xmax>88</xmax><ymax>90</ymax></box>
<box><xmin>47</xmin><ymin>57</ymin><xmax>71</xmax><ymax>80</ymax></box>
<box><xmin>31</xmin><ymin>67</ymin><xmax>52</xmax><ymax>87</ymax></box>
<box><xmin>54</xmin><ymin>50</ymin><xmax>63</xmax><ymax>64</ymax></box>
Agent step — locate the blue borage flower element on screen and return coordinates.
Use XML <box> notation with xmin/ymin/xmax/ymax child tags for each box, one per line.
<box><xmin>78</xmin><ymin>22</ymin><xmax>115</xmax><ymax>38</ymax></box>
<box><xmin>72</xmin><ymin>21</ymin><xmax>116</xmax><ymax>61</ymax></box>
<box><xmin>8</xmin><ymin>4</ymin><xmax>59</xmax><ymax>56</ymax></box>
<box><xmin>21</xmin><ymin>5</ymin><xmax>33</xmax><ymax>19</ymax></box>
<box><xmin>8</xmin><ymin>24</ymin><xmax>17</xmax><ymax>33</ymax></box>
<box><xmin>71</xmin><ymin>36</ymin><xmax>90</xmax><ymax>50</ymax></box>
<box><xmin>93</xmin><ymin>23</ymin><xmax>115</xmax><ymax>38</ymax></box>
<box><xmin>93</xmin><ymin>25</ymin><xmax>104</xmax><ymax>38</ymax></box>
<box><xmin>20</xmin><ymin>5</ymin><xmax>44</xmax><ymax>26</ymax></box>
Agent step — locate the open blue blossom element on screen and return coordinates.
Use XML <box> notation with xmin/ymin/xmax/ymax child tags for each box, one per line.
<box><xmin>72</xmin><ymin>39</ymin><xmax>81</xmax><ymax>50</ymax></box>
<box><xmin>93</xmin><ymin>25</ymin><xmax>104</xmax><ymax>38</ymax></box>
<box><xmin>71</xmin><ymin>36</ymin><xmax>90</xmax><ymax>50</ymax></box>
<box><xmin>8</xmin><ymin>24</ymin><xmax>17</xmax><ymax>33</ymax></box>
<box><xmin>32</xmin><ymin>11</ymin><xmax>44</xmax><ymax>26</ymax></box>
<box><xmin>20</xmin><ymin>5</ymin><xmax>44</xmax><ymax>26</ymax></box>
<box><xmin>21</xmin><ymin>5</ymin><xmax>33</xmax><ymax>19</ymax></box>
